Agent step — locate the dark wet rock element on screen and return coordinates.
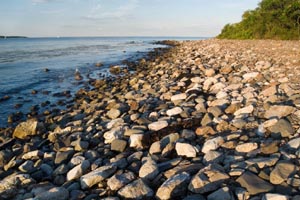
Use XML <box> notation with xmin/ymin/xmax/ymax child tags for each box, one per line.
<box><xmin>236</xmin><ymin>171</ymin><xmax>274</xmax><ymax>195</ymax></box>
<box><xmin>55</xmin><ymin>150</ymin><xmax>75</xmax><ymax>165</ymax></box>
<box><xmin>207</xmin><ymin>187</ymin><xmax>233</xmax><ymax>200</ymax></box>
<box><xmin>34</xmin><ymin>186</ymin><xmax>69</xmax><ymax>200</ymax></box>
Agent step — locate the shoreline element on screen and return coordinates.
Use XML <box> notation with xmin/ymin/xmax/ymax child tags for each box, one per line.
<box><xmin>1</xmin><ymin>39</ymin><xmax>300</xmax><ymax>199</ymax></box>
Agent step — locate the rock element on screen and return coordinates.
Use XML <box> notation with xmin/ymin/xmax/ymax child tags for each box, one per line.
<box><xmin>246</xmin><ymin>155</ymin><xmax>280</xmax><ymax>169</ymax></box>
<box><xmin>67</xmin><ymin>160</ymin><xmax>90</xmax><ymax>181</ymax></box>
<box><xmin>80</xmin><ymin>165</ymin><xmax>117</xmax><ymax>189</ymax></box>
<box><xmin>175</xmin><ymin>142</ymin><xmax>197</xmax><ymax>158</ymax></box>
<box><xmin>234</xmin><ymin>105</ymin><xmax>254</xmax><ymax>117</ymax></box>
<box><xmin>264</xmin><ymin>105</ymin><xmax>295</xmax><ymax>119</ymax></box>
<box><xmin>263</xmin><ymin>193</ymin><xmax>289</xmax><ymax>200</ymax></box>
<box><xmin>35</xmin><ymin>187</ymin><xmax>69</xmax><ymax>200</ymax></box>
<box><xmin>139</xmin><ymin>157</ymin><xmax>159</xmax><ymax>181</ymax></box>
<box><xmin>166</xmin><ymin>107</ymin><xmax>183</xmax><ymax>116</ymax></box>
<box><xmin>270</xmin><ymin>161</ymin><xmax>297</xmax><ymax>185</ymax></box>
<box><xmin>236</xmin><ymin>171</ymin><xmax>274</xmax><ymax>195</ymax></box>
<box><xmin>188</xmin><ymin>165</ymin><xmax>229</xmax><ymax>194</ymax></box>
<box><xmin>236</xmin><ymin>142</ymin><xmax>258</xmax><ymax>153</ymax></box>
<box><xmin>207</xmin><ymin>187</ymin><xmax>232</xmax><ymax>200</ymax></box>
<box><xmin>107</xmin><ymin>108</ymin><xmax>121</xmax><ymax>119</ymax></box>
<box><xmin>268</xmin><ymin>119</ymin><xmax>294</xmax><ymax>138</ymax></box>
<box><xmin>148</xmin><ymin>121</ymin><xmax>168</xmax><ymax>131</ymax></box>
<box><xmin>171</xmin><ymin>93</ymin><xmax>187</xmax><ymax>102</ymax></box>
<box><xmin>243</xmin><ymin>72</ymin><xmax>259</xmax><ymax>81</ymax></box>
<box><xmin>203</xmin><ymin>150</ymin><xmax>224</xmax><ymax>164</ymax></box>
<box><xmin>111</xmin><ymin>139</ymin><xmax>127</xmax><ymax>152</ymax></box>
<box><xmin>195</xmin><ymin>126</ymin><xmax>215</xmax><ymax>136</ymax></box>
<box><xmin>19</xmin><ymin>160</ymin><xmax>35</xmax><ymax>173</ymax></box>
<box><xmin>107</xmin><ymin>172</ymin><xmax>136</xmax><ymax>191</ymax></box>
<box><xmin>22</xmin><ymin>150</ymin><xmax>43</xmax><ymax>160</ymax></box>
<box><xmin>129</xmin><ymin>134</ymin><xmax>145</xmax><ymax>149</ymax></box>
<box><xmin>260</xmin><ymin>86</ymin><xmax>277</xmax><ymax>97</ymax></box>
<box><xmin>202</xmin><ymin>136</ymin><xmax>224</xmax><ymax>154</ymax></box>
<box><xmin>55</xmin><ymin>150</ymin><xmax>74</xmax><ymax>165</ymax></box>
<box><xmin>118</xmin><ymin>179</ymin><xmax>154</xmax><ymax>199</ymax></box>
<box><xmin>287</xmin><ymin>137</ymin><xmax>300</xmax><ymax>149</ymax></box>
<box><xmin>13</xmin><ymin>119</ymin><xmax>44</xmax><ymax>139</ymax></box>
<box><xmin>205</xmin><ymin>68</ymin><xmax>215</xmax><ymax>77</ymax></box>
<box><xmin>109</xmin><ymin>65</ymin><xmax>121</xmax><ymax>75</ymax></box>
<box><xmin>103</xmin><ymin>126</ymin><xmax>124</xmax><ymax>144</ymax></box>
<box><xmin>156</xmin><ymin>172</ymin><xmax>190</xmax><ymax>200</ymax></box>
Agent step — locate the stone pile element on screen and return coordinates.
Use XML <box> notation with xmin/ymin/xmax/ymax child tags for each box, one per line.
<box><xmin>1</xmin><ymin>39</ymin><xmax>300</xmax><ymax>199</ymax></box>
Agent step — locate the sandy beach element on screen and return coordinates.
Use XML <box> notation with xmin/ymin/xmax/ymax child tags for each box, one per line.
<box><xmin>1</xmin><ymin>39</ymin><xmax>300</xmax><ymax>199</ymax></box>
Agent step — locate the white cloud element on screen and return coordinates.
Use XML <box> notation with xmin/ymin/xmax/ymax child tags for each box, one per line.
<box><xmin>85</xmin><ymin>0</ymin><xmax>139</xmax><ymax>20</ymax></box>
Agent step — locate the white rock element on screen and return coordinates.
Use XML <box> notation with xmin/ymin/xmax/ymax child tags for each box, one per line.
<box><xmin>148</xmin><ymin>121</ymin><xmax>168</xmax><ymax>131</ymax></box>
<box><xmin>103</xmin><ymin>126</ymin><xmax>124</xmax><ymax>144</ymax></box>
<box><xmin>139</xmin><ymin>157</ymin><xmax>159</xmax><ymax>180</ymax></box>
<box><xmin>175</xmin><ymin>142</ymin><xmax>197</xmax><ymax>158</ymax></box>
<box><xmin>167</xmin><ymin>107</ymin><xmax>183</xmax><ymax>116</ymax></box>
<box><xmin>67</xmin><ymin>160</ymin><xmax>90</xmax><ymax>181</ymax></box>
<box><xmin>263</xmin><ymin>193</ymin><xmax>289</xmax><ymax>200</ymax></box>
<box><xmin>243</xmin><ymin>72</ymin><xmax>259</xmax><ymax>81</ymax></box>
<box><xmin>202</xmin><ymin>136</ymin><xmax>224</xmax><ymax>154</ymax></box>
<box><xmin>264</xmin><ymin>105</ymin><xmax>296</xmax><ymax>119</ymax></box>
<box><xmin>287</xmin><ymin>137</ymin><xmax>300</xmax><ymax>149</ymax></box>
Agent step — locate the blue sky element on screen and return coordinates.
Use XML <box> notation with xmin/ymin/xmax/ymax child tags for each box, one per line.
<box><xmin>0</xmin><ymin>0</ymin><xmax>260</xmax><ymax>37</ymax></box>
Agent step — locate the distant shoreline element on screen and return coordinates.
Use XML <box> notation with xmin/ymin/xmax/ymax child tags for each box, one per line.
<box><xmin>0</xmin><ymin>36</ymin><xmax>27</xmax><ymax>39</ymax></box>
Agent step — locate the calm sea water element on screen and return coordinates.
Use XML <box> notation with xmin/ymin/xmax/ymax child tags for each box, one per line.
<box><xmin>0</xmin><ymin>36</ymin><xmax>205</xmax><ymax>127</ymax></box>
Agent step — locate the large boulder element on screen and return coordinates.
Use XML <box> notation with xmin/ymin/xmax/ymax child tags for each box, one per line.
<box><xmin>13</xmin><ymin>119</ymin><xmax>44</xmax><ymax>139</ymax></box>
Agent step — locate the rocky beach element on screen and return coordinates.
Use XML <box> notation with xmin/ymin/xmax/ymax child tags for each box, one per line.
<box><xmin>1</xmin><ymin>38</ymin><xmax>300</xmax><ymax>199</ymax></box>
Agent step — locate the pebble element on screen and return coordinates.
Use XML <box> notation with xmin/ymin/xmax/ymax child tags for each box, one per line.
<box><xmin>202</xmin><ymin>136</ymin><xmax>224</xmax><ymax>154</ymax></box>
<box><xmin>148</xmin><ymin>120</ymin><xmax>168</xmax><ymax>131</ymax></box>
<box><xmin>118</xmin><ymin>179</ymin><xmax>154</xmax><ymax>199</ymax></box>
<box><xmin>175</xmin><ymin>142</ymin><xmax>197</xmax><ymax>158</ymax></box>
<box><xmin>235</xmin><ymin>142</ymin><xmax>258</xmax><ymax>153</ymax></box>
<box><xmin>139</xmin><ymin>157</ymin><xmax>159</xmax><ymax>180</ymax></box>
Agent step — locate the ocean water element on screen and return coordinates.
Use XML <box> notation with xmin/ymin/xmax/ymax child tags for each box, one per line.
<box><xmin>0</xmin><ymin>36</ymin><xmax>204</xmax><ymax>127</ymax></box>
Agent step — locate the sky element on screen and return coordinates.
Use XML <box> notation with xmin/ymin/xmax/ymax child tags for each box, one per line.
<box><xmin>0</xmin><ymin>0</ymin><xmax>260</xmax><ymax>37</ymax></box>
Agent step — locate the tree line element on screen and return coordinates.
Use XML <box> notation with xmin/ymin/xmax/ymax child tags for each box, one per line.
<box><xmin>218</xmin><ymin>0</ymin><xmax>300</xmax><ymax>40</ymax></box>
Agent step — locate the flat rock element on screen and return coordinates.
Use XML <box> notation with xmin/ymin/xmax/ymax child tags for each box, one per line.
<box><xmin>202</xmin><ymin>136</ymin><xmax>224</xmax><ymax>154</ymax></box>
<box><xmin>111</xmin><ymin>139</ymin><xmax>127</xmax><ymax>152</ymax></box>
<box><xmin>175</xmin><ymin>142</ymin><xmax>197</xmax><ymax>158</ymax></box>
<box><xmin>148</xmin><ymin>121</ymin><xmax>168</xmax><ymax>131</ymax></box>
<box><xmin>35</xmin><ymin>187</ymin><xmax>69</xmax><ymax>200</ymax></box>
<box><xmin>118</xmin><ymin>179</ymin><xmax>154</xmax><ymax>199</ymax></box>
<box><xmin>234</xmin><ymin>105</ymin><xmax>254</xmax><ymax>117</ymax></box>
<box><xmin>80</xmin><ymin>165</ymin><xmax>117</xmax><ymax>189</ymax></box>
<box><xmin>246</xmin><ymin>155</ymin><xmax>280</xmax><ymax>169</ymax></box>
<box><xmin>270</xmin><ymin>161</ymin><xmax>297</xmax><ymax>185</ymax></box>
<box><xmin>188</xmin><ymin>165</ymin><xmax>229</xmax><ymax>194</ymax></box>
<box><xmin>129</xmin><ymin>134</ymin><xmax>145</xmax><ymax>149</ymax></box>
<box><xmin>171</xmin><ymin>93</ymin><xmax>187</xmax><ymax>102</ymax></box>
<box><xmin>268</xmin><ymin>119</ymin><xmax>294</xmax><ymax>138</ymax></box>
<box><xmin>107</xmin><ymin>108</ymin><xmax>121</xmax><ymax>119</ymax></box>
<box><xmin>264</xmin><ymin>105</ymin><xmax>296</xmax><ymax>119</ymax></box>
<box><xmin>236</xmin><ymin>142</ymin><xmax>258</xmax><ymax>153</ymax></box>
<box><xmin>166</xmin><ymin>107</ymin><xmax>183</xmax><ymax>116</ymax></box>
<box><xmin>236</xmin><ymin>171</ymin><xmax>274</xmax><ymax>195</ymax></box>
<box><xmin>207</xmin><ymin>187</ymin><xmax>232</xmax><ymax>200</ymax></box>
<box><xmin>139</xmin><ymin>157</ymin><xmax>159</xmax><ymax>180</ymax></box>
<box><xmin>103</xmin><ymin>126</ymin><xmax>124</xmax><ymax>144</ymax></box>
<box><xmin>156</xmin><ymin>172</ymin><xmax>190</xmax><ymax>200</ymax></box>
<box><xmin>107</xmin><ymin>172</ymin><xmax>136</xmax><ymax>191</ymax></box>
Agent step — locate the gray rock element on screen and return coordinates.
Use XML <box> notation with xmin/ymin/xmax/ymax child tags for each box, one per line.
<box><xmin>287</xmin><ymin>137</ymin><xmax>300</xmax><ymax>149</ymax></box>
<box><xmin>203</xmin><ymin>150</ymin><xmax>224</xmax><ymax>164</ymax></box>
<box><xmin>35</xmin><ymin>187</ymin><xmax>69</xmax><ymax>200</ymax></box>
<box><xmin>80</xmin><ymin>165</ymin><xmax>117</xmax><ymax>189</ymax></box>
<box><xmin>118</xmin><ymin>179</ymin><xmax>154</xmax><ymax>199</ymax></box>
<box><xmin>188</xmin><ymin>165</ymin><xmax>229</xmax><ymax>194</ymax></box>
<box><xmin>207</xmin><ymin>187</ymin><xmax>232</xmax><ymax>200</ymax></box>
<box><xmin>148</xmin><ymin>121</ymin><xmax>168</xmax><ymax>131</ymax></box>
<box><xmin>111</xmin><ymin>139</ymin><xmax>127</xmax><ymax>152</ymax></box>
<box><xmin>67</xmin><ymin>160</ymin><xmax>90</xmax><ymax>181</ymax></box>
<box><xmin>107</xmin><ymin>172</ymin><xmax>136</xmax><ymax>191</ymax></box>
<box><xmin>264</xmin><ymin>105</ymin><xmax>295</xmax><ymax>119</ymax></box>
<box><xmin>156</xmin><ymin>172</ymin><xmax>190</xmax><ymax>200</ymax></box>
<box><xmin>270</xmin><ymin>161</ymin><xmax>297</xmax><ymax>185</ymax></box>
<box><xmin>236</xmin><ymin>171</ymin><xmax>274</xmax><ymax>195</ymax></box>
<box><xmin>139</xmin><ymin>157</ymin><xmax>159</xmax><ymax>180</ymax></box>
<box><xmin>175</xmin><ymin>142</ymin><xmax>197</xmax><ymax>158</ymax></box>
<box><xmin>103</xmin><ymin>126</ymin><xmax>124</xmax><ymax>144</ymax></box>
<box><xmin>19</xmin><ymin>160</ymin><xmax>35</xmax><ymax>173</ymax></box>
<box><xmin>202</xmin><ymin>136</ymin><xmax>224</xmax><ymax>154</ymax></box>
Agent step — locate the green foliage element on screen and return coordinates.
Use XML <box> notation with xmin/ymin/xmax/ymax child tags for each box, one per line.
<box><xmin>218</xmin><ymin>0</ymin><xmax>300</xmax><ymax>40</ymax></box>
